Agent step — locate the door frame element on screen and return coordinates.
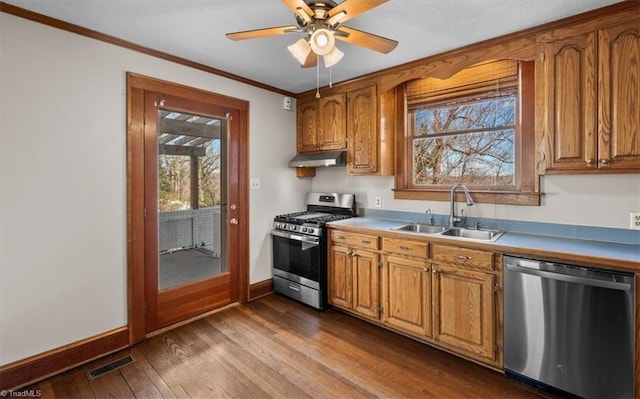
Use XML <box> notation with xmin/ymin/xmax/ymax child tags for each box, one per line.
<box><xmin>126</xmin><ymin>72</ymin><xmax>249</xmax><ymax>344</ymax></box>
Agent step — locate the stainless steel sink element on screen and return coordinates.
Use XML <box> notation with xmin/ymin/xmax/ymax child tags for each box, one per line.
<box><xmin>391</xmin><ymin>223</ymin><xmax>504</xmax><ymax>241</ymax></box>
<box><xmin>440</xmin><ymin>227</ymin><xmax>504</xmax><ymax>241</ymax></box>
<box><xmin>391</xmin><ymin>223</ymin><xmax>448</xmax><ymax>234</ymax></box>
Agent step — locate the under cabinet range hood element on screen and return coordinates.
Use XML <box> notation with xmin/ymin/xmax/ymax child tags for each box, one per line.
<box><xmin>288</xmin><ymin>150</ymin><xmax>346</xmax><ymax>168</ymax></box>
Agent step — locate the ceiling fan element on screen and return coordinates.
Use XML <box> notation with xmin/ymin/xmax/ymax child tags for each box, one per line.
<box><xmin>226</xmin><ymin>0</ymin><xmax>398</xmax><ymax>69</ymax></box>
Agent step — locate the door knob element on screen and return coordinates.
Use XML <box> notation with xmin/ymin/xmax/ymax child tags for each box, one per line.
<box><xmin>230</xmin><ymin>204</ymin><xmax>237</xmax><ymax>210</ymax></box>
<box><xmin>229</xmin><ymin>218</ymin><xmax>239</xmax><ymax>225</ymax></box>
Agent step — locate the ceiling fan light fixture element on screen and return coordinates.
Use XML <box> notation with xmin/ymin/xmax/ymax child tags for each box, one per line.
<box><xmin>323</xmin><ymin>46</ymin><xmax>344</xmax><ymax>68</ymax></box>
<box><xmin>287</xmin><ymin>38</ymin><xmax>312</xmax><ymax>65</ymax></box>
<box><xmin>310</xmin><ymin>28</ymin><xmax>335</xmax><ymax>56</ymax></box>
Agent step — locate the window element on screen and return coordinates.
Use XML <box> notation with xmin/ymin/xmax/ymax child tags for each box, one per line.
<box><xmin>395</xmin><ymin>60</ymin><xmax>540</xmax><ymax>205</ymax></box>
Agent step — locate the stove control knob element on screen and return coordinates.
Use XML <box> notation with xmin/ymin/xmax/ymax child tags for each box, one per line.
<box><xmin>301</xmin><ymin>227</ymin><xmax>308</xmax><ymax>233</ymax></box>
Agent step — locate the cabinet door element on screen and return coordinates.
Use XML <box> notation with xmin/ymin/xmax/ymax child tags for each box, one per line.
<box><xmin>328</xmin><ymin>245</ymin><xmax>352</xmax><ymax>309</ymax></box>
<box><xmin>537</xmin><ymin>32</ymin><xmax>598</xmax><ymax>171</ymax></box>
<box><xmin>599</xmin><ymin>20</ymin><xmax>640</xmax><ymax>169</ymax></box>
<box><xmin>297</xmin><ymin>100</ymin><xmax>319</xmax><ymax>153</ymax></box>
<box><xmin>432</xmin><ymin>265</ymin><xmax>496</xmax><ymax>363</ymax></box>
<box><xmin>318</xmin><ymin>93</ymin><xmax>347</xmax><ymax>150</ymax></box>
<box><xmin>347</xmin><ymin>85</ymin><xmax>378</xmax><ymax>174</ymax></box>
<box><xmin>351</xmin><ymin>249</ymin><xmax>379</xmax><ymax>319</ymax></box>
<box><xmin>383</xmin><ymin>256</ymin><xmax>431</xmax><ymax>338</ymax></box>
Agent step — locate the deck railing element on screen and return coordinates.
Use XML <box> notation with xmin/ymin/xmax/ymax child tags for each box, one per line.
<box><xmin>159</xmin><ymin>207</ymin><xmax>221</xmax><ymax>257</ymax></box>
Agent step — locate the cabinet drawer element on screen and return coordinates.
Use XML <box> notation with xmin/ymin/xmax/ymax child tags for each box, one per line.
<box><xmin>330</xmin><ymin>230</ymin><xmax>379</xmax><ymax>250</ymax></box>
<box><xmin>432</xmin><ymin>244</ymin><xmax>494</xmax><ymax>271</ymax></box>
<box><xmin>382</xmin><ymin>238</ymin><xmax>429</xmax><ymax>258</ymax></box>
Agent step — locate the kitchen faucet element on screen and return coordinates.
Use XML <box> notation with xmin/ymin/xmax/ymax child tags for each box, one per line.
<box><xmin>449</xmin><ymin>184</ymin><xmax>474</xmax><ymax>227</ymax></box>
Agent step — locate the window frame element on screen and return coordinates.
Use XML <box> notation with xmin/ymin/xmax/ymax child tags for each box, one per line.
<box><xmin>394</xmin><ymin>60</ymin><xmax>540</xmax><ymax>206</ymax></box>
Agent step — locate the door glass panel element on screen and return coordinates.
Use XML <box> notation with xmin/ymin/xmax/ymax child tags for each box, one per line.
<box><xmin>157</xmin><ymin>109</ymin><xmax>227</xmax><ymax>290</ymax></box>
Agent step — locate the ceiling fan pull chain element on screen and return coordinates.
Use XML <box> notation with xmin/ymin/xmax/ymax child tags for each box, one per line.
<box><xmin>316</xmin><ymin>55</ymin><xmax>321</xmax><ymax>98</ymax></box>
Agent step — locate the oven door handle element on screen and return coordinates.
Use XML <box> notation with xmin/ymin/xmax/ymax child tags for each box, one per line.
<box><xmin>271</xmin><ymin>229</ymin><xmax>320</xmax><ymax>246</ymax></box>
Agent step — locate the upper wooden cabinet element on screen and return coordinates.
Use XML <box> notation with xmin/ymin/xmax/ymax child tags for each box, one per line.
<box><xmin>536</xmin><ymin>16</ymin><xmax>640</xmax><ymax>173</ymax></box>
<box><xmin>346</xmin><ymin>85</ymin><xmax>395</xmax><ymax>176</ymax></box>
<box><xmin>347</xmin><ymin>85</ymin><xmax>378</xmax><ymax>173</ymax></box>
<box><xmin>296</xmin><ymin>93</ymin><xmax>346</xmax><ymax>153</ymax></box>
<box><xmin>296</xmin><ymin>85</ymin><xmax>395</xmax><ymax>175</ymax></box>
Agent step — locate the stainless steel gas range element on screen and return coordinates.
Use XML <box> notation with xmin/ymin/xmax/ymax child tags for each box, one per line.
<box><xmin>271</xmin><ymin>192</ymin><xmax>356</xmax><ymax>309</ymax></box>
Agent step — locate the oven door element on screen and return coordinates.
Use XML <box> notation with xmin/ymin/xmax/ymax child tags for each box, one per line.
<box><xmin>271</xmin><ymin>229</ymin><xmax>323</xmax><ymax>290</ymax></box>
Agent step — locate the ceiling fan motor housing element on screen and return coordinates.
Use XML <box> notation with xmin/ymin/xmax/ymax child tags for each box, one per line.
<box><xmin>295</xmin><ymin>0</ymin><xmax>338</xmax><ymax>28</ymax></box>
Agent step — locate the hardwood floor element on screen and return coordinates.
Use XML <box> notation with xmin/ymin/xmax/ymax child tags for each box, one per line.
<box><xmin>27</xmin><ymin>295</ymin><xmax>551</xmax><ymax>398</ymax></box>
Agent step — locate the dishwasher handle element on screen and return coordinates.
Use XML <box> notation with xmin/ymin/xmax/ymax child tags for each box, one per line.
<box><xmin>505</xmin><ymin>263</ymin><xmax>632</xmax><ymax>291</ymax></box>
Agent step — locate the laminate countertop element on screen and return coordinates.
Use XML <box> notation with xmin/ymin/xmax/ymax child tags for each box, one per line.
<box><xmin>327</xmin><ymin>217</ymin><xmax>640</xmax><ymax>271</ymax></box>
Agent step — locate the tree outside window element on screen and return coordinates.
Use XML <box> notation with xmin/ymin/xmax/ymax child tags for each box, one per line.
<box><xmin>411</xmin><ymin>94</ymin><xmax>516</xmax><ymax>189</ymax></box>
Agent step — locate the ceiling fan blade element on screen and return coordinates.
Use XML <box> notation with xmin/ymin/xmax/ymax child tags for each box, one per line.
<box><xmin>328</xmin><ymin>0</ymin><xmax>388</xmax><ymax>25</ymax></box>
<box><xmin>336</xmin><ymin>26</ymin><xmax>398</xmax><ymax>54</ymax></box>
<box><xmin>281</xmin><ymin>0</ymin><xmax>314</xmax><ymax>17</ymax></box>
<box><xmin>226</xmin><ymin>25</ymin><xmax>299</xmax><ymax>41</ymax></box>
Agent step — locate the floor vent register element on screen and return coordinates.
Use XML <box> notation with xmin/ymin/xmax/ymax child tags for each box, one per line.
<box><xmin>87</xmin><ymin>355</ymin><xmax>135</xmax><ymax>379</ymax></box>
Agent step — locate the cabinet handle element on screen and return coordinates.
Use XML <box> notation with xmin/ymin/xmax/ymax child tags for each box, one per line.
<box><xmin>347</xmin><ymin>250</ymin><xmax>353</xmax><ymax>256</ymax></box>
<box><xmin>337</xmin><ymin>235</ymin><xmax>346</xmax><ymax>240</ymax></box>
<box><xmin>432</xmin><ymin>269</ymin><xmax>437</xmax><ymax>274</ymax></box>
<box><xmin>399</xmin><ymin>245</ymin><xmax>412</xmax><ymax>250</ymax></box>
<box><xmin>423</xmin><ymin>268</ymin><xmax>430</xmax><ymax>272</ymax></box>
<box><xmin>586</xmin><ymin>159</ymin><xmax>595</xmax><ymax>166</ymax></box>
<box><xmin>600</xmin><ymin>159</ymin><xmax>610</xmax><ymax>166</ymax></box>
<box><xmin>454</xmin><ymin>255</ymin><xmax>472</xmax><ymax>260</ymax></box>
<box><xmin>359</xmin><ymin>240</ymin><xmax>372</xmax><ymax>244</ymax></box>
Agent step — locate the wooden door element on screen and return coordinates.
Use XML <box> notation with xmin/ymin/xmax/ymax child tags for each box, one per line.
<box><xmin>537</xmin><ymin>32</ymin><xmax>598</xmax><ymax>171</ymax></box>
<box><xmin>432</xmin><ymin>265</ymin><xmax>496</xmax><ymax>362</ymax></box>
<box><xmin>318</xmin><ymin>93</ymin><xmax>347</xmax><ymax>150</ymax></box>
<box><xmin>351</xmin><ymin>249</ymin><xmax>379</xmax><ymax>319</ymax></box>
<box><xmin>347</xmin><ymin>85</ymin><xmax>378</xmax><ymax>174</ymax></box>
<box><xmin>297</xmin><ymin>100</ymin><xmax>319</xmax><ymax>153</ymax></box>
<box><xmin>383</xmin><ymin>256</ymin><xmax>431</xmax><ymax>338</ymax></box>
<box><xmin>599</xmin><ymin>20</ymin><xmax>640</xmax><ymax>170</ymax></box>
<box><xmin>328</xmin><ymin>245</ymin><xmax>352</xmax><ymax>309</ymax></box>
<box><xmin>127</xmin><ymin>73</ymin><xmax>249</xmax><ymax>341</ymax></box>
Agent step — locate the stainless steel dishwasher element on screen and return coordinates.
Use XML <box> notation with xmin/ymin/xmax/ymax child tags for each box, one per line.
<box><xmin>504</xmin><ymin>255</ymin><xmax>635</xmax><ymax>399</ymax></box>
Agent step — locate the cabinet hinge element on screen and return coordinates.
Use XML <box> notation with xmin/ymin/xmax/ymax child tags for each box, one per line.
<box><xmin>540</xmin><ymin>52</ymin><xmax>545</xmax><ymax>63</ymax></box>
<box><xmin>143</xmin><ymin>207</ymin><xmax>146</xmax><ymax>219</ymax></box>
<box><xmin>378</xmin><ymin>306</ymin><xmax>384</xmax><ymax>316</ymax></box>
<box><xmin>494</xmin><ymin>283</ymin><xmax>498</xmax><ymax>294</ymax></box>
<box><xmin>378</xmin><ymin>261</ymin><xmax>383</xmax><ymax>269</ymax></box>
<box><xmin>495</xmin><ymin>344</ymin><xmax>499</xmax><ymax>353</ymax></box>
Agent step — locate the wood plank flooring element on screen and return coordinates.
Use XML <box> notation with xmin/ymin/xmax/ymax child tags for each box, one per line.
<box><xmin>27</xmin><ymin>295</ymin><xmax>552</xmax><ymax>398</ymax></box>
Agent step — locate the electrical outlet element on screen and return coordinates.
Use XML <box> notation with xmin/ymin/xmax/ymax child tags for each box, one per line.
<box><xmin>374</xmin><ymin>196</ymin><xmax>383</xmax><ymax>208</ymax></box>
<box><xmin>250</xmin><ymin>178</ymin><xmax>260</xmax><ymax>190</ymax></box>
<box><xmin>631</xmin><ymin>212</ymin><xmax>640</xmax><ymax>230</ymax></box>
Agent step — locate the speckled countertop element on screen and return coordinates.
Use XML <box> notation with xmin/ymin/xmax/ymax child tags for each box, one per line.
<box><xmin>328</xmin><ymin>217</ymin><xmax>640</xmax><ymax>270</ymax></box>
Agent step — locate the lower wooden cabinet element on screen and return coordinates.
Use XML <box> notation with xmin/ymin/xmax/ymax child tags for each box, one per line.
<box><xmin>328</xmin><ymin>244</ymin><xmax>380</xmax><ymax>320</ymax></box>
<box><xmin>382</xmin><ymin>255</ymin><xmax>432</xmax><ymax>337</ymax></box>
<box><xmin>432</xmin><ymin>264</ymin><xmax>497</xmax><ymax>363</ymax></box>
<box><xmin>328</xmin><ymin>227</ymin><xmax>501</xmax><ymax>368</ymax></box>
<box><xmin>328</xmin><ymin>245</ymin><xmax>352</xmax><ymax>309</ymax></box>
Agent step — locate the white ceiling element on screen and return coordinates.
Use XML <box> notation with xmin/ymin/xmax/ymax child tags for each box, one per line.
<box><xmin>4</xmin><ymin>0</ymin><xmax>623</xmax><ymax>94</ymax></box>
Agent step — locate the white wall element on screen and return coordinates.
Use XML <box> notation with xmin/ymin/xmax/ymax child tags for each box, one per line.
<box><xmin>0</xmin><ymin>13</ymin><xmax>310</xmax><ymax>365</ymax></box>
<box><xmin>311</xmin><ymin>169</ymin><xmax>640</xmax><ymax>229</ymax></box>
